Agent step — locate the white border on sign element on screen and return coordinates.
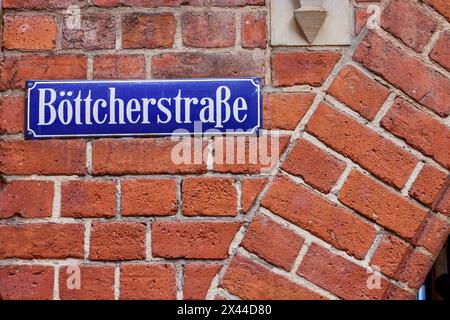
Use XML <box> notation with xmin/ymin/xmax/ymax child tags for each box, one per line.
<box><xmin>26</xmin><ymin>78</ymin><xmax>262</xmax><ymax>139</ymax></box>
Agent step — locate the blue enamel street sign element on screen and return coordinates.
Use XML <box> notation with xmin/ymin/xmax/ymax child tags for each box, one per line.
<box><xmin>25</xmin><ymin>78</ymin><xmax>262</xmax><ymax>139</ymax></box>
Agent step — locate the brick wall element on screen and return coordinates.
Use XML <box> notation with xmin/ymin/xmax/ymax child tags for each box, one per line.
<box><xmin>0</xmin><ymin>0</ymin><xmax>449</xmax><ymax>300</ymax></box>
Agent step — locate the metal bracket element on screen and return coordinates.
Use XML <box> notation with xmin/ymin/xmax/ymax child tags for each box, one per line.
<box><xmin>271</xmin><ymin>0</ymin><xmax>351</xmax><ymax>46</ymax></box>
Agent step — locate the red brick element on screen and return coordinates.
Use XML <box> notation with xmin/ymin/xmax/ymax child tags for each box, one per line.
<box><xmin>61</xmin><ymin>180</ymin><xmax>116</xmax><ymax>218</ymax></box>
<box><xmin>272</xmin><ymin>51</ymin><xmax>341</xmax><ymax>87</ymax></box>
<box><xmin>283</xmin><ymin>139</ymin><xmax>346</xmax><ymax>193</ymax></box>
<box><xmin>63</xmin><ymin>13</ymin><xmax>115</xmax><ymax>49</ymax></box>
<box><xmin>409</xmin><ymin>164</ymin><xmax>447</xmax><ymax>208</ymax></box>
<box><xmin>436</xmin><ymin>183</ymin><xmax>450</xmax><ymax>216</ymax></box>
<box><xmin>306</xmin><ymin>103</ymin><xmax>417</xmax><ymax>189</ymax></box>
<box><xmin>59</xmin><ymin>265</ymin><xmax>115</xmax><ymax>300</ymax></box>
<box><xmin>241</xmin><ymin>12</ymin><xmax>266</xmax><ymax>48</ymax></box>
<box><xmin>152</xmin><ymin>221</ymin><xmax>241</xmax><ymax>259</ymax></box>
<box><xmin>0</xmin><ymin>180</ymin><xmax>53</xmax><ymax>219</ymax></box>
<box><xmin>241</xmin><ymin>178</ymin><xmax>267</xmax><ymax>213</ymax></box>
<box><xmin>3</xmin><ymin>0</ymin><xmax>87</xmax><ymax>9</ymax></box>
<box><xmin>121</xmin><ymin>179</ymin><xmax>177</xmax><ymax>216</ymax></box>
<box><xmin>297</xmin><ymin>244</ymin><xmax>391</xmax><ymax>300</ymax></box>
<box><xmin>0</xmin><ymin>96</ymin><xmax>24</xmax><ymax>134</ymax></box>
<box><xmin>93</xmin><ymin>55</ymin><xmax>146</xmax><ymax>79</ymax></box>
<box><xmin>339</xmin><ymin>170</ymin><xmax>428</xmax><ymax>242</ymax></box>
<box><xmin>423</xmin><ymin>0</ymin><xmax>450</xmax><ymax>21</ymax></box>
<box><xmin>382</xmin><ymin>0</ymin><xmax>436</xmax><ymax>52</ymax></box>
<box><xmin>354</xmin><ymin>7</ymin><xmax>371</xmax><ymax>35</ymax></box>
<box><xmin>387</xmin><ymin>286</ymin><xmax>416</xmax><ymax>300</ymax></box>
<box><xmin>222</xmin><ymin>254</ymin><xmax>325</xmax><ymax>300</ymax></box>
<box><xmin>152</xmin><ymin>52</ymin><xmax>264</xmax><ymax>79</ymax></box>
<box><xmin>0</xmin><ymin>266</ymin><xmax>53</xmax><ymax>300</ymax></box>
<box><xmin>261</xmin><ymin>175</ymin><xmax>376</xmax><ymax>259</ymax></box>
<box><xmin>182</xmin><ymin>177</ymin><xmax>237</xmax><ymax>216</ymax></box>
<box><xmin>370</xmin><ymin>235</ymin><xmax>412</xmax><ymax>279</ymax></box>
<box><xmin>354</xmin><ymin>32</ymin><xmax>450</xmax><ymax>117</ymax></box>
<box><xmin>182</xmin><ymin>12</ymin><xmax>235</xmax><ymax>48</ymax></box>
<box><xmin>3</xmin><ymin>15</ymin><xmax>57</xmax><ymax>51</ymax></box>
<box><xmin>94</xmin><ymin>0</ymin><xmax>206</xmax><ymax>6</ymax></box>
<box><xmin>370</xmin><ymin>235</ymin><xmax>433</xmax><ymax>289</ymax></box>
<box><xmin>0</xmin><ymin>223</ymin><xmax>84</xmax><ymax>259</ymax></box>
<box><xmin>90</xmin><ymin>222</ymin><xmax>146</xmax><ymax>261</ymax></box>
<box><xmin>212</xmin><ymin>0</ymin><xmax>265</xmax><ymax>5</ymax></box>
<box><xmin>430</xmin><ymin>31</ymin><xmax>450</xmax><ymax>72</ymax></box>
<box><xmin>0</xmin><ymin>140</ymin><xmax>86</xmax><ymax>175</ymax></box>
<box><xmin>92</xmin><ymin>138</ymin><xmax>207</xmax><ymax>175</ymax></box>
<box><xmin>0</xmin><ymin>55</ymin><xmax>87</xmax><ymax>91</ymax></box>
<box><xmin>381</xmin><ymin>98</ymin><xmax>450</xmax><ymax>169</ymax></box>
<box><xmin>122</xmin><ymin>13</ymin><xmax>175</xmax><ymax>49</ymax></box>
<box><xmin>120</xmin><ymin>264</ymin><xmax>176</xmax><ymax>300</ymax></box>
<box><xmin>415</xmin><ymin>215</ymin><xmax>450</xmax><ymax>256</ymax></box>
<box><xmin>327</xmin><ymin>65</ymin><xmax>390</xmax><ymax>120</ymax></box>
<box><xmin>242</xmin><ymin>214</ymin><xmax>304</xmax><ymax>271</ymax></box>
<box><xmin>213</xmin><ymin>135</ymin><xmax>290</xmax><ymax>174</ymax></box>
<box><xmin>263</xmin><ymin>92</ymin><xmax>315</xmax><ymax>130</ymax></box>
<box><xmin>184</xmin><ymin>263</ymin><xmax>221</xmax><ymax>300</ymax></box>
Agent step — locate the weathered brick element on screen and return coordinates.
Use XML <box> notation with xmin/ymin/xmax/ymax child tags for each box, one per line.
<box><xmin>3</xmin><ymin>15</ymin><xmax>57</xmax><ymax>51</ymax></box>
<box><xmin>0</xmin><ymin>180</ymin><xmax>53</xmax><ymax>219</ymax></box>
<box><xmin>354</xmin><ymin>7</ymin><xmax>371</xmax><ymax>35</ymax></box>
<box><xmin>212</xmin><ymin>0</ymin><xmax>265</xmax><ymax>6</ymax></box>
<box><xmin>122</xmin><ymin>13</ymin><xmax>175</xmax><ymax>49</ymax></box>
<box><xmin>152</xmin><ymin>221</ymin><xmax>241</xmax><ymax>259</ymax></box>
<box><xmin>339</xmin><ymin>170</ymin><xmax>428</xmax><ymax>242</ymax></box>
<box><xmin>430</xmin><ymin>31</ymin><xmax>450</xmax><ymax>71</ymax></box>
<box><xmin>382</xmin><ymin>0</ymin><xmax>436</xmax><ymax>52</ymax></box>
<box><xmin>152</xmin><ymin>52</ymin><xmax>264</xmax><ymax>79</ymax></box>
<box><xmin>222</xmin><ymin>254</ymin><xmax>325</xmax><ymax>300</ymax></box>
<box><xmin>3</xmin><ymin>0</ymin><xmax>87</xmax><ymax>9</ymax></box>
<box><xmin>306</xmin><ymin>103</ymin><xmax>417</xmax><ymax>189</ymax></box>
<box><xmin>370</xmin><ymin>235</ymin><xmax>412</xmax><ymax>279</ymax></box>
<box><xmin>93</xmin><ymin>55</ymin><xmax>146</xmax><ymax>79</ymax></box>
<box><xmin>0</xmin><ymin>266</ymin><xmax>53</xmax><ymax>300</ymax></box>
<box><xmin>381</xmin><ymin>98</ymin><xmax>450</xmax><ymax>169</ymax></box>
<box><xmin>62</xmin><ymin>12</ymin><xmax>115</xmax><ymax>49</ymax></box>
<box><xmin>261</xmin><ymin>175</ymin><xmax>376</xmax><ymax>259</ymax></box>
<box><xmin>0</xmin><ymin>96</ymin><xmax>24</xmax><ymax>134</ymax></box>
<box><xmin>121</xmin><ymin>179</ymin><xmax>177</xmax><ymax>216</ymax></box>
<box><xmin>61</xmin><ymin>180</ymin><xmax>116</xmax><ymax>218</ymax></box>
<box><xmin>409</xmin><ymin>164</ymin><xmax>447</xmax><ymax>208</ymax></box>
<box><xmin>0</xmin><ymin>223</ymin><xmax>84</xmax><ymax>259</ymax></box>
<box><xmin>213</xmin><ymin>135</ymin><xmax>290</xmax><ymax>174</ymax></box>
<box><xmin>92</xmin><ymin>138</ymin><xmax>207</xmax><ymax>175</ymax></box>
<box><xmin>370</xmin><ymin>235</ymin><xmax>433</xmax><ymax>289</ymax></box>
<box><xmin>297</xmin><ymin>244</ymin><xmax>391</xmax><ymax>300</ymax></box>
<box><xmin>415</xmin><ymin>215</ymin><xmax>450</xmax><ymax>256</ymax></box>
<box><xmin>354</xmin><ymin>32</ymin><xmax>450</xmax><ymax>117</ymax></box>
<box><xmin>242</xmin><ymin>214</ymin><xmax>304</xmax><ymax>271</ymax></box>
<box><xmin>59</xmin><ymin>265</ymin><xmax>115</xmax><ymax>300</ymax></box>
<box><xmin>94</xmin><ymin>0</ymin><xmax>206</xmax><ymax>6</ymax></box>
<box><xmin>241</xmin><ymin>12</ymin><xmax>266</xmax><ymax>48</ymax></box>
<box><xmin>241</xmin><ymin>178</ymin><xmax>267</xmax><ymax>213</ymax></box>
<box><xmin>0</xmin><ymin>55</ymin><xmax>87</xmax><ymax>90</ymax></box>
<box><xmin>436</xmin><ymin>183</ymin><xmax>450</xmax><ymax>216</ymax></box>
<box><xmin>182</xmin><ymin>12</ymin><xmax>235</xmax><ymax>48</ymax></box>
<box><xmin>282</xmin><ymin>139</ymin><xmax>346</xmax><ymax>193</ymax></box>
<box><xmin>327</xmin><ymin>65</ymin><xmax>390</xmax><ymax>120</ymax></box>
<box><xmin>423</xmin><ymin>0</ymin><xmax>450</xmax><ymax>21</ymax></box>
<box><xmin>0</xmin><ymin>140</ymin><xmax>86</xmax><ymax>175</ymax></box>
<box><xmin>263</xmin><ymin>92</ymin><xmax>314</xmax><ymax>130</ymax></box>
<box><xmin>182</xmin><ymin>177</ymin><xmax>237</xmax><ymax>216</ymax></box>
<box><xmin>184</xmin><ymin>263</ymin><xmax>221</xmax><ymax>300</ymax></box>
<box><xmin>272</xmin><ymin>51</ymin><xmax>341</xmax><ymax>87</ymax></box>
<box><xmin>90</xmin><ymin>222</ymin><xmax>146</xmax><ymax>261</ymax></box>
<box><xmin>120</xmin><ymin>264</ymin><xmax>176</xmax><ymax>300</ymax></box>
